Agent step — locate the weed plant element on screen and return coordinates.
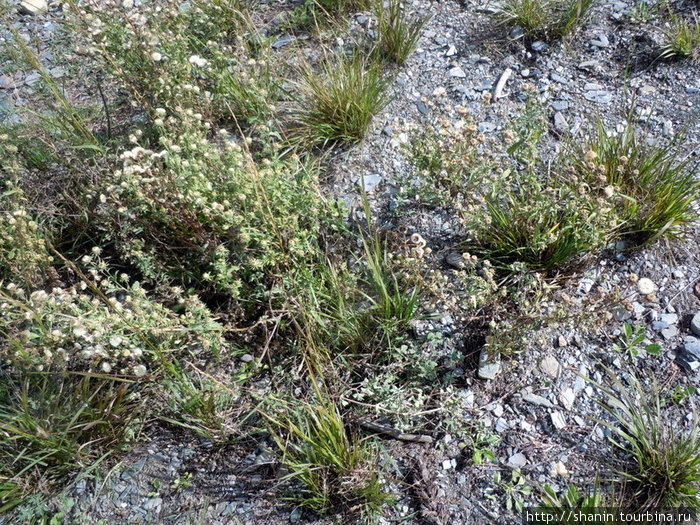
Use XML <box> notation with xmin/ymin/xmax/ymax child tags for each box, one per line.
<box><xmin>288</xmin><ymin>53</ymin><xmax>392</xmax><ymax>148</ymax></box>
<box><xmin>497</xmin><ymin>0</ymin><xmax>595</xmax><ymax>40</ymax></box>
<box><xmin>0</xmin><ymin>372</ymin><xmax>134</xmax><ymax>513</ymax></box>
<box><xmin>569</xmin><ymin>120</ymin><xmax>700</xmax><ymax>244</ymax></box>
<box><xmin>261</xmin><ymin>391</ymin><xmax>390</xmax><ymax>519</ymax></box>
<box><xmin>591</xmin><ymin>368</ymin><xmax>700</xmax><ymax>511</ymax></box>
<box><xmin>69</xmin><ymin>0</ymin><xmax>275</xmax><ymax>125</ymax></box>
<box><xmin>660</xmin><ymin>10</ymin><xmax>700</xmax><ymax>62</ymax></box>
<box><xmin>372</xmin><ymin>0</ymin><xmax>430</xmax><ymax>65</ymax></box>
<box><xmin>406</xmin><ymin>110</ymin><xmax>614</xmax><ymax>273</ymax></box>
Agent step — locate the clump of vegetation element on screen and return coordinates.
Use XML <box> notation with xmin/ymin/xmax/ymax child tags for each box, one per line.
<box><xmin>0</xmin><ymin>372</ymin><xmax>135</xmax><ymax>513</ymax></box>
<box><xmin>70</xmin><ymin>0</ymin><xmax>275</xmax><ymax>125</ymax></box>
<box><xmin>288</xmin><ymin>53</ymin><xmax>392</xmax><ymax>148</ymax></box>
<box><xmin>372</xmin><ymin>0</ymin><xmax>430</xmax><ymax>65</ymax></box>
<box><xmin>660</xmin><ymin>10</ymin><xmax>700</xmax><ymax>62</ymax></box>
<box><xmin>405</xmin><ymin>104</ymin><xmax>615</xmax><ymax>273</ymax></box>
<box><xmin>497</xmin><ymin>0</ymin><xmax>595</xmax><ymax>40</ymax></box>
<box><xmin>569</xmin><ymin>119</ymin><xmax>700</xmax><ymax>244</ymax></box>
<box><xmin>96</xmin><ymin>118</ymin><xmax>328</xmax><ymax>300</ymax></box>
<box><xmin>261</xmin><ymin>391</ymin><xmax>391</xmax><ymax>519</ymax></box>
<box><xmin>592</xmin><ymin>368</ymin><xmax>700</xmax><ymax>511</ymax></box>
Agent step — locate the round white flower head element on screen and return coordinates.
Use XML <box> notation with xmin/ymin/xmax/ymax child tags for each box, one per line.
<box><xmin>151</xmin><ymin>52</ymin><xmax>162</xmax><ymax>61</ymax></box>
<box><xmin>188</xmin><ymin>55</ymin><xmax>207</xmax><ymax>67</ymax></box>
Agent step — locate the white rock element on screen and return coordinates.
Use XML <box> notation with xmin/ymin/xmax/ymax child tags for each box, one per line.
<box><xmin>549</xmin><ymin>461</ymin><xmax>569</xmax><ymax>477</ymax></box>
<box><xmin>539</xmin><ymin>355</ymin><xmax>560</xmax><ymax>378</ymax></box>
<box><xmin>507</xmin><ymin>452</ymin><xmax>527</xmax><ymax>468</ymax></box>
<box><xmin>442</xmin><ymin>459</ymin><xmax>453</xmax><ymax>470</ymax></box>
<box><xmin>551</xmin><ymin>411</ymin><xmax>567</xmax><ymax>429</ymax></box>
<box><xmin>637</xmin><ymin>278</ymin><xmax>656</xmax><ymax>295</ymax></box>
<box><xmin>690</xmin><ymin>312</ymin><xmax>700</xmax><ymax>337</ymax></box>
<box><xmin>448</xmin><ymin>66</ymin><xmax>466</xmax><ymax>78</ymax></box>
<box><xmin>19</xmin><ymin>0</ymin><xmax>48</xmax><ymax>15</ymax></box>
<box><xmin>523</xmin><ymin>393</ymin><xmax>554</xmax><ymax>408</ymax></box>
<box><xmin>559</xmin><ymin>388</ymin><xmax>576</xmax><ymax>411</ymax></box>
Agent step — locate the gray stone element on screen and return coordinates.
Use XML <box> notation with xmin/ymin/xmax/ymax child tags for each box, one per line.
<box><xmin>662</xmin><ymin>326</ymin><xmax>678</xmax><ymax>340</ymax></box>
<box><xmin>531</xmin><ymin>41</ymin><xmax>549</xmax><ymax>52</ymax></box>
<box><xmin>507</xmin><ymin>452</ymin><xmax>527</xmax><ymax>468</ymax></box>
<box><xmin>478</xmin><ymin>348</ymin><xmax>501</xmax><ymax>380</ymax></box>
<box><xmin>590</xmin><ymin>34</ymin><xmax>609</xmax><ymax>48</ymax></box>
<box><xmin>559</xmin><ymin>388</ymin><xmax>576</xmax><ymax>410</ymax></box>
<box><xmin>690</xmin><ymin>312</ymin><xmax>700</xmax><ymax>337</ymax></box>
<box><xmin>446</xmin><ymin>45</ymin><xmax>457</xmax><ymax>57</ymax></box>
<box><xmin>677</xmin><ymin>354</ymin><xmax>700</xmax><ymax>372</ymax></box>
<box><xmin>361</xmin><ymin>174</ymin><xmax>382</xmax><ymax>192</ymax></box>
<box><xmin>509</xmin><ymin>26</ymin><xmax>525</xmax><ymax>39</ymax></box>
<box><xmin>523</xmin><ymin>393</ymin><xmax>554</xmax><ymax>408</ymax></box>
<box><xmin>448</xmin><ymin>66</ymin><xmax>466</xmax><ymax>78</ymax></box>
<box><xmin>682</xmin><ymin>341</ymin><xmax>700</xmax><ymax>361</ymax></box>
<box><xmin>382</xmin><ymin>125</ymin><xmax>392</xmax><ymax>136</ymax></box>
<box><xmin>240</xmin><ymin>353</ymin><xmax>254</xmax><ymax>363</ymax></box>
<box><xmin>550</xmin><ymin>73</ymin><xmax>568</xmax><ymax>84</ymax></box>
<box><xmin>416</xmin><ymin>100</ymin><xmax>429</xmax><ymax>115</ymax></box>
<box><xmin>19</xmin><ymin>0</ymin><xmax>48</xmax><ymax>15</ymax></box>
<box><xmin>578</xmin><ymin>60</ymin><xmax>601</xmax><ymax>71</ymax></box>
<box><xmin>660</xmin><ymin>313</ymin><xmax>679</xmax><ymax>325</ymax></box>
<box><xmin>540</xmin><ymin>355</ymin><xmax>560</xmax><ymax>378</ymax></box>
<box><xmin>584</xmin><ymin>90</ymin><xmax>613</xmax><ymax>103</ymax></box>
<box><xmin>553</xmin><ymin>112</ymin><xmax>568</xmax><ymax>134</ymax></box>
<box><xmin>445</xmin><ymin>252</ymin><xmax>466</xmax><ymax>269</ymax></box>
<box><xmin>272</xmin><ymin>36</ymin><xmax>295</xmax><ymax>49</ymax></box>
<box><xmin>0</xmin><ymin>75</ymin><xmax>17</xmax><ymax>90</ymax></box>
<box><xmin>551</xmin><ymin>411</ymin><xmax>567</xmax><ymax>429</ymax></box>
<box><xmin>24</xmin><ymin>72</ymin><xmax>41</xmax><ymax>86</ymax></box>
<box><xmin>143</xmin><ymin>497</ymin><xmax>162</xmax><ymax>511</ymax></box>
<box><xmin>478</xmin><ymin>121</ymin><xmax>496</xmax><ymax>133</ymax></box>
<box><xmin>551</xmin><ymin>100</ymin><xmax>569</xmax><ymax>111</ymax></box>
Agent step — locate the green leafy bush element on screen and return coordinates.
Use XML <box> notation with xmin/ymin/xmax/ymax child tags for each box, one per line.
<box><xmin>0</xmin><ymin>266</ymin><xmax>225</xmax><ymax>375</ymax></box>
<box><xmin>95</xmin><ymin>118</ymin><xmax>328</xmax><ymax>301</ymax></box>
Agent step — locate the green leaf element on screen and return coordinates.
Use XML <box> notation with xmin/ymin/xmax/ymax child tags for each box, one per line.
<box><xmin>644</xmin><ymin>343</ymin><xmax>661</xmax><ymax>355</ymax></box>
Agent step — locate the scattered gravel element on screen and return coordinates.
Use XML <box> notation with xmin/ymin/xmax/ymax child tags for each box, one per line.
<box><xmin>2</xmin><ymin>0</ymin><xmax>700</xmax><ymax>523</ymax></box>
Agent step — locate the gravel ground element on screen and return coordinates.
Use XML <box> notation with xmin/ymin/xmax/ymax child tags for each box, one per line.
<box><xmin>1</xmin><ymin>0</ymin><xmax>700</xmax><ymax>523</ymax></box>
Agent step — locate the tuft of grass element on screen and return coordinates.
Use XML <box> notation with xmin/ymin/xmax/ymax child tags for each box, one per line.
<box><xmin>660</xmin><ymin>10</ymin><xmax>700</xmax><ymax>62</ymax></box>
<box><xmin>497</xmin><ymin>0</ymin><xmax>595</xmax><ymax>40</ymax></box>
<box><xmin>476</xmin><ymin>173</ymin><xmax>612</xmax><ymax>272</ymax></box>
<box><xmin>260</xmin><ymin>390</ymin><xmax>391</xmax><ymax>519</ymax></box>
<box><xmin>570</xmin><ymin>119</ymin><xmax>700</xmax><ymax>244</ymax></box>
<box><xmin>372</xmin><ymin>0</ymin><xmax>430</xmax><ymax>65</ymax></box>
<box><xmin>535</xmin><ymin>482</ymin><xmax>629</xmax><ymax>523</ymax></box>
<box><xmin>0</xmin><ymin>372</ymin><xmax>134</xmax><ymax>513</ymax></box>
<box><xmin>288</xmin><ymin>53</ymin><xmax>392</xmax><ymax>149</ymax></box>
<box><xmin>591</xmin><ymin>367</ymin><xmax>700</xmax><ymax>511</ymax></box>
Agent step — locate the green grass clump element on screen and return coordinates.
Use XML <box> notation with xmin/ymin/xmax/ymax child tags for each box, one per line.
<box><xmin>476</xmin><ymin>170</ymin><xmax>613</xmax><ymax>272</ymax></box>
<box><xmin>288</xmin><ymin>53</ymin><xmax>392</xmax><ymax>148</ymax></box>
<box><xmin>405</xmin><ymin>105</ymin><xmax>614</xmax><ymax>274</ymax></box>
<box><xmin>372</xmin><ymin>0</ymin><xmax>430</xmax><ymax>65</ymax></box>
<box><xmin>497</xmin><ymin>0</ymin><xmax>595</xmax><ymax>40</ymax></box>
<box><xmin>0</xmin><ymin>373</ymin><xmax>134</xmax><ymax>513</ymax></box>
<box><xmin>570</xmin><ymin>120</ymin><xmax>699</xmax><ymax>244</ymax></box>
<box><xmin>592</xmin><ymin>369</ymin><xmax>700</xmax><ymax>511</ymax></box>
<box><xmin>660</xmin><ymin>11</ymin><xmax>700</xmax><ymax>62</ymax></box>
<box><xmin>262</xmin><ymin>392</ymin><xmax>390</xmax><ymax>519</ymax></box>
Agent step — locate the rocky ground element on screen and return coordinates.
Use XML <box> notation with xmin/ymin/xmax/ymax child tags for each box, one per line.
<box><xmin>1</xmin><ymin>0</ymin><xmax>700</xmax><ymax>523</ymax></box>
